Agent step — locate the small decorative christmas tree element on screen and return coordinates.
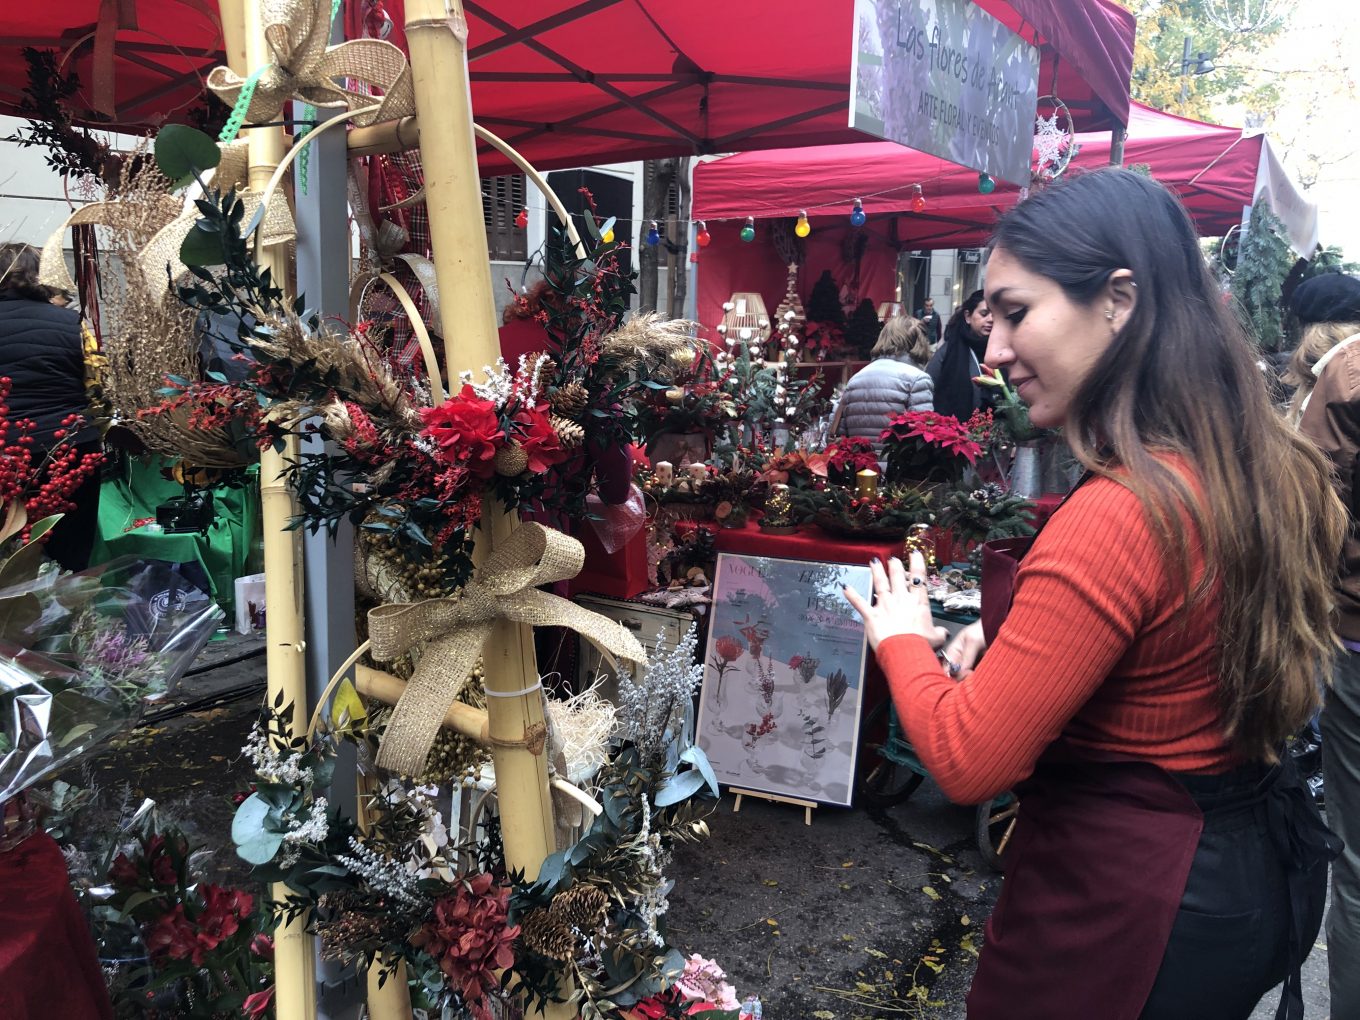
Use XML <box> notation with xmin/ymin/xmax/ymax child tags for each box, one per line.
<box><xmin>806</xmin><ymin>269</ymin><xmax>845</xmax><ymax>326</ymax></box>
<box><xmin>845</xmin><ymin>298</ymin><xmax>882</xmax><ymax>355</ymax></box>
<box><xmin>773</xmin><ymin>263</ymin><xmax>806</xmax><ymax>333</ymax></box>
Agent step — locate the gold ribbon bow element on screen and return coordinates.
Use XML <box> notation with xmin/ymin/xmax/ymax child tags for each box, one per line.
<box><xmin>369</xmin><ymin>523</ymin><xmax>646</xmax><ymax>776</ymax></box>
<box><xmin>39</xmin><ymin>141</ymin><xmax>296</xmax><ymax>301</ymax></box>
<box><xmin>206</xmin><ymin>0</ymin><xmax>414</xmax><ymax>128</ymax></box>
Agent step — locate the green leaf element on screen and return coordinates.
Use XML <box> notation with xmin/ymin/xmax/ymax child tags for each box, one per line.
<box><xmin>231</xmin><ymin>791</ymin><xmax>272</xmax><ymax>843</ymax></box>
<box><xmin>180</xmin><ymin>224</ymin><xmax>226</xmax><ymax>268</ymax></box>
<box><xmin>679</xmin><ymin>744</ymin><xmax>720</xmax><ymax>798</ymax></box>
<box><xmin>154</xmin><ymin>124</ymin><xmax>221</xmax><ymax>182</ymax></box>
<box><xmin>654</xmin><ymin>769</ymin><xmax>706</xmax><ymax>807</ymax></box>
<box><xmin>237</xmin><ymin>828</ymin><xmax>284</xmax><ymax>865</ymax></box>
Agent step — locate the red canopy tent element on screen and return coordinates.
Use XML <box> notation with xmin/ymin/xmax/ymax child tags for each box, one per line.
<box><xmin>0</xmin><ymin>0</ymin><xmax>1134</xmax><ymax>172</ymax></box>
<box><xmin>691</xmin><ymin>101</ymin><xmax>1312</xmax><ymax>331</ymax></box>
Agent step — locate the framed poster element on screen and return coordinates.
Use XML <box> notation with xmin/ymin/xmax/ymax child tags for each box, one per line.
<box><xmin>695</xmin><ymin>553</ymin><xmax>874</xmax><ymax>807</ymax></box>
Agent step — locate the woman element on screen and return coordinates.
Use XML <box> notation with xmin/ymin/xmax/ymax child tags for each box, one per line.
<box><xmin>925</xmin><ymin>288</ymin><xmax>993</xmax><ymax>420</ymax></box>
<box><xmin>845</xmin><ymin>170</ymin><xmax>1340</xmax><ymax>1020</ymax></box>
<box><xmin>1292</xmin><ymin>271</ymin><xmax>1360</xmax><ymax>1019</ymax></box>
<box><xmin>828</xmin><ymin>314</ymin><xmax>933</xmax><ymax>452</ymax></box>
<box><xmin>0</xmin><ymin>242</ymin><xmax>100</xmax><ymax>570</ymax></box>
<box><xmin>1284</xmin><ymin>273</ymin><xmax>1360</xmax><ymax>422</ymax></box>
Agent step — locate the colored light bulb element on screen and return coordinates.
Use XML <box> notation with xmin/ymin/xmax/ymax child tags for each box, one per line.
<box><xmin>514</xmin><ymin>208</ymin><xmax>528</xmax><ymax>228</ymax></box>
<box><xmin>795</xmin><ymin>210</ymin><xmax>811</xmax><ymax>237</ymax></box>
<box><xmin>602</xmin><ymin>227</ymin><xmax>615</xmax><ymax>244</ymax></box>
<box><xmin>850</xmin><ymin>198</ymin><xmax>866</xmax><ymax>227</ymax></box>
<box><xmin>978</xmin><ymin>173</ymin><xmax>996</xmax><ymax>195</ymax></box>
<box><xmin>740</xmin><ymin>216</ymin><xmax>756</xmax><ymax>243</ymax></box>
<box><xmin>910</xmin><ymin>188</ymin><xmax>927</xmax><ymax>213</ymax></box>
<box><xmin>696</xmin><ymin>220</ymin><xmax>711</xmax><ymax>247</ymax></box>
<box><xmin>646</xmin><ymin>220</ymin><xmax>660</xmax><ymax>246</ymax></box>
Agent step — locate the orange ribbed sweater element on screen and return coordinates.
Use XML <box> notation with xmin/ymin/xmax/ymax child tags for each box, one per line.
<box><xmin>878</xmin><ymin>475</ymin><xmax>1237</xmax><ymax>805</ymax></box>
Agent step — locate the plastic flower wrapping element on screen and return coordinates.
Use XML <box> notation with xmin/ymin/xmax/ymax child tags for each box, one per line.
<box><xmin>0</xmin><ymin>558</ymin><xmax>223</xmax><ymax>804</ymax></box>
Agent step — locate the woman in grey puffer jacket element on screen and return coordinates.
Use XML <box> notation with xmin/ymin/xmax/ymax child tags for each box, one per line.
<box><xmin>829</xmin><ymin>315</ymin><xmax>933</xmax><ymax>452</ymax></box>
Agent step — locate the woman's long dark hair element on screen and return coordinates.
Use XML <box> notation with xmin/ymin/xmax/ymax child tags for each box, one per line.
<box><xmin>932</xmin><ymin>289</ymin><xmax>989</xmax><ymax>418</ymax></box>
<box><xmin>990</xmin><ymin>168</ymin><xmax>1345</xmax><ymax>760</ymax></box>
<box><xmin>941</xmin><ymin>288</ymin><xmax>987</xmax><ymax>349</ymax></box>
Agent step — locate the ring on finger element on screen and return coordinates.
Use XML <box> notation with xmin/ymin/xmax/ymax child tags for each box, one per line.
<box><xmin>910</xmin><ymin>576</ymin><xmax>925</xmax><ymax>587</ymax></box>
<box><xmin>942</xmin><ymin>656</ymin><xmax>961</xmax><ymax>677</ymax></box>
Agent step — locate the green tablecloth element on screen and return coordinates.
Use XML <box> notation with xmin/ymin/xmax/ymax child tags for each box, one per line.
<box><xmin>91</xmin><ymin>457</ymin><xmax>260</xmax><ymax>616</ymax></box>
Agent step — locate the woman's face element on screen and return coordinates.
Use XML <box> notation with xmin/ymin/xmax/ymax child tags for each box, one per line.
<box><xmin>983</xmin><ymin>247</ymin><xmax>1129</xmax><ymax>430</ymax></box>
<box><xmin>966</xmin><ymin>301</ymin><xmax>993</xmax><ymax>337</ymax></box>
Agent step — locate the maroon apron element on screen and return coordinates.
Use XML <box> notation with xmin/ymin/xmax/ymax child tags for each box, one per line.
<box><xmin>969</xmin><ymin>482</ymin><xmax>1203</xmax><ymax>1019</ymax></box>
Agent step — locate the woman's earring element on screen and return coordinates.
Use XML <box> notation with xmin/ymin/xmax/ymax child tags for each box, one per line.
<box><xmin>1105</xmin><ymin>308</ymin><xmax>1115</xmax><ymax>321</ymax></box>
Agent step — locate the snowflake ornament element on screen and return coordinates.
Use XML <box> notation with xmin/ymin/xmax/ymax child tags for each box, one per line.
<box><xmin>1031</xmin><ymin>99</ymin><xmax>1079</xmax><ymax>183</ymax></box>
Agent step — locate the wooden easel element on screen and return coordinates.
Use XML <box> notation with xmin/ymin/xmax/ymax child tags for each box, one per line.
<box><xmin>729</xmin><ymin>787</ymin><xmax>816</xmax><ymax>826</ymax></box>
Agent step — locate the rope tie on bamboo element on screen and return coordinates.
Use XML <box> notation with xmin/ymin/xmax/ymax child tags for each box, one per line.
<box><xmin>206</xmin><ymin>0</ymin><xmax>415</xmax><ymax>129</ymax></box>
<box><xmin>366</xmin><ymin>523</ymin><xmax>646</xmax><ymax>776</ymax></box>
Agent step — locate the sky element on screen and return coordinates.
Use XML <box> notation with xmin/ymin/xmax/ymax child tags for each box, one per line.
<box><xmin>1214</xmin><ymin>0</ymin><xmax>1360</xmax><ymax>249</ymax></box>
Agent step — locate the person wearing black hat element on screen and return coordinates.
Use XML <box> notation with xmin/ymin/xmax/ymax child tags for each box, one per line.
<box><xmin>1286</xmin><ymin>273</ymin><xmax>1360</xmax><ymax>420</ymax></box>
<box><xmin>1294</xmin><ymin>271</ymin><xmax>1360</xmax><ymax>1020</ymax></box>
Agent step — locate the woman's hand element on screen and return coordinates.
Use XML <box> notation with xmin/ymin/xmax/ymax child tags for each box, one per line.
<box><xmin>940</xmin><ymin>620</ymin><xmax>987</xmax><ymax>679</ymax></box>
<box><xmin>843</xmin><ymin>551</ymin><xmax>949</xmax><ymax>653</ymax></box>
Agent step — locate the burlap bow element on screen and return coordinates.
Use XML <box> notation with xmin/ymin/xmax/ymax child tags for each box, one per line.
<box><xmin>369</xmin><ymin>523</ymin><xmax>646</xmax><ymax>776</ymax></box>
<box><xmin>40</xmin><ymin>141</ymin><xmax>296</xmax><ymax>300</ymax></box>
<box><xmin>206</xmin><ymin>0</ymin><xmax>414</xmax><ymax>128</ymax></box>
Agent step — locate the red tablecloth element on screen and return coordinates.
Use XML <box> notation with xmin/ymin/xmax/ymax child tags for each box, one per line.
<box><xmin>675</xmin><ymin>518</ymin><xmax>906</xmax><ymax>567</ymax></box>
<box><xmin>0</xmin><ymin>831</ymin><xmax>113</xmax><ymax>1020</ymax></box>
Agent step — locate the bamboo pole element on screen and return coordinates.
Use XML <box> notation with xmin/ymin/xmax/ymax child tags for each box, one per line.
<box><xmin>402</xmin><ymin>3</ymin><xmax>573</xmax><ymax>1017</ymax></box>
<box><xmin>355</xmin><ymin>665</ymin><xmax>489</xmax><ymax>742</ymax></box>
<box><xmin>235</xmin><ymin>1</ymin><xmax>316</xmax><ymax>1015</ymax></box>
<box><xmin>404</xmin><ymin>0</ymin><xmax>557</xmax><ymax>870</ymax></box>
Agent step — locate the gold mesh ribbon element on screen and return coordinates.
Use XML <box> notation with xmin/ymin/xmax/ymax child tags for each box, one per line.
<box><xmin>206</xmin><ymin>0</ymin><xmax>414</xmax><ymax>128</ymax></box>
<box><xmin>368</xmin><ymin>524</ymin><xmax>646</xmax><ymax>776</ymax></box>
<box><xmin>39</xmin><ymin>140</ymin><xmax>297</xmax><ymax>301</ymax></box>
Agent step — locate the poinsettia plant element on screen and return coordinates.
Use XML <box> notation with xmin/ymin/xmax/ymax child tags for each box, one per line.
<box><xmin>825</xmin><ymin>435</ymin><xmax>879</xmax><ymax>484</ymax></box>
<box><xmin>880</xmin><ymin>410</ymin><xmax>983</xmax><ymax>485</ymax></box>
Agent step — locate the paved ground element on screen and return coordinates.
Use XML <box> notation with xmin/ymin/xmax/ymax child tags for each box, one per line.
<box><xmin>62</xmin><ymin>640</ymin><xmax>1333</xmax><ymax>1018</ymax></box>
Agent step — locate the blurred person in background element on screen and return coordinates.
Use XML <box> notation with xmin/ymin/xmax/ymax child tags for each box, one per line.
<box><xmin>927</xmin><ymin>288</ymin><xmax>995</xmax><ymax>420</ymax></box>
<box><xmin>1291</xmin><ymin>270</ymin><xmax>1360</xmax><ymax>1020</ymax></box>
<box><xmin>0</xmin><ymin>242</ymin><xmax>100</xmax><ymax>570</ymax></box>
<box><xmin>829</xmin><ymin>315</ymin><xmax>933</xmax><ymax>453</ymax></box>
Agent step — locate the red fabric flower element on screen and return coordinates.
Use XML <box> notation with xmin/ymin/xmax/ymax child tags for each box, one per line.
<box><xmin>420</xmin><ymin>386</ymin><xmax>505</xmax><ymax>478</ymax></box>
<box><xmin>195</xmin><ymin>884</ymin><xmax>252</xmax><ymax>958</ymax></box>
<box><xmin>145</xmin><ymin>904</ymin><xmax>197</xmax><ymax>963</ymax></box>
<box><xmin>145</xmin><ymin>834</ymin><xmax>182</xmax><ymax>889</ymax></box>
<box><xmin>243</xmin><ymin>986</ymin><xmax>275</xmax><ymax>1019</ymax></box>
<box><xmin>410</xmin><ymin>872</ymin><xmax>519</xmax><ymax>1020</ymax></box>
<box><xmin>108</xmin><ymin>852</ymin><xmax>139</xmax><ymax>888</ymax></box>
<box><xmin>250</xmin><ymin>933</ymin><xmax>275</xmax><ymax>960</ymax></box>
<box><xmin>511</xmin><ymin>404</ymin><xmax>569</xmax><ymax>473</ymax></box>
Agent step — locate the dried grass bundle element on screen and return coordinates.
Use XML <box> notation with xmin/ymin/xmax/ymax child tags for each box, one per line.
<box><xmin>251</xmin><ymin>315</ymin><xmax>423</xmax><ymax>435</ymax></box>
<box><xmin>91</xmin><ymin>152</ymin><xmax>252</xmax><ymax>468</ymax></box>
<box><xmin>595</xmin><ymin>312</ymin><xmax>699</xmax><ymax>381</ymax></box>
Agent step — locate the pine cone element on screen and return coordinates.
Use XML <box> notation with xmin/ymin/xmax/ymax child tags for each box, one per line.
<box><xmin>549</xmin><ymin>380</ymin><xmax>590</xmax><ymax>418</ymax></box>
<box><xmin>550</xmin><ymin>883</ymin><xmax>608</xmax><ymax>931</ymax></box>
<box><xmin>551</xmin><ymin>415</ymin><xmax>585</xmax><ymax>449</ymax></box>
<box><xmin>520</xmin><ymin>907</ymin><xmax>576</xmax><ymax>962</ymax></box>
<box><xmin>494</xmin><ymin>442</ymin><xmax>530</xmax><ymax>476</ymax></box>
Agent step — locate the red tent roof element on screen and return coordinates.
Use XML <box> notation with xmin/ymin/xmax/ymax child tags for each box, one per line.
<box><xmin>0</xmin><ymin>1</ymin><xmax>1134</xmax><ymax>170</ymax></box>
<box><xmin>692</xmin><ymin>101</ymin><xmax>1261</xmax><ymax>247</ymax></box>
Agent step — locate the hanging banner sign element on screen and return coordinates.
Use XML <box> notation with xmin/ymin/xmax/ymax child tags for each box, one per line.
<box><xmin>850</xmin><ymin>0</ymin><xmax>1040</xmax><ymax>184</ymax></box>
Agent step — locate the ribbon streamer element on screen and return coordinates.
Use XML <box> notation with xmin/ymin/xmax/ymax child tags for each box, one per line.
<box><xmin>368</xmin><ymin>523</ymin><xmax>646</xmax><ymax>776</ymax></box>
<box><xmin>206</xmin><ymin>0</ymin><xmax>414</xmax><ymax>128</ymax></box>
